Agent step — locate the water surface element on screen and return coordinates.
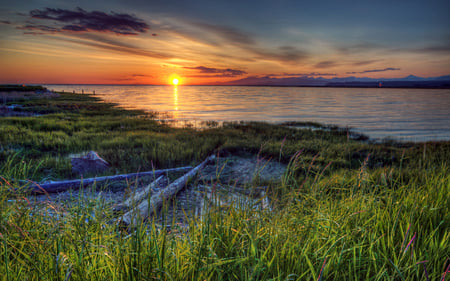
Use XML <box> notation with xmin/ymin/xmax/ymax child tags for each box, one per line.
<box><xmin>46</xmin><ymin>85</ymin><xmax>450</xmax><ymax>142</ymax></box>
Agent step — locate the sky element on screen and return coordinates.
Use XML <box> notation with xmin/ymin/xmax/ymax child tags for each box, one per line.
<box><xmin>0</xmin><ymin>0</ymin><xmax>449</xmax><ymax>85</ymax></box>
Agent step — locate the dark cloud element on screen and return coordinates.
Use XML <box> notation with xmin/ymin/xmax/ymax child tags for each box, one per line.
<box><xmin>0</xmin><ymin>20</ymin><xmax>11</xmax><ymax>24</ymax></box>
<box><xmin>315</xmin><ymin>61</ymin><xmax>338</xmax><ymax>68</ymax></box>
<box><xmin>24</xmin><ymin>7</ymin><xmax>149</xmax><ymax>35</ymax></box>
<box><xmin>184</xmin><ymin>66</ymin><xmax>247</xmax><ymax>77</ymax></box>
<box><xmin>346</xmin><ymin>67</ymin><xmax>400</xmax><ymax>74</ymax></box>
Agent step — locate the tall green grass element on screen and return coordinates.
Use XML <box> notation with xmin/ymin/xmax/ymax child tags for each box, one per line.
<box><xmin>0</xmin><ymin>151</ymin><xmax>448</xmax><ymax>280</ymax></box>
<box><xmin>0</xmin><ymin>92</ymin><xmax>448</xmax><ymax>280</ymax></box>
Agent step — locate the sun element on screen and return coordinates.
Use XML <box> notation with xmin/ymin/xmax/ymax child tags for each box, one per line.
<box><xmin>172</xmin><ymin>78</ymin><xmax>179</xmax><ymax>85</ymax></box>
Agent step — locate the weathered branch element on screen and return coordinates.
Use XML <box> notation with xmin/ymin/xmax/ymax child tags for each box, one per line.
<box><xmin>28</xmin><ymin>166</ymin><xmax>193</xmax><ymax>193</ymax></box>
<box><xmin>121</xmin><ymin>155</ymin><xmax>215</xmax><ymax>226</ymax></box>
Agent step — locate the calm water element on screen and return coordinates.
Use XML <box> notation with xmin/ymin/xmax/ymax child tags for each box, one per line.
<box><xmin>45</xmin><ymin>85</ymin><xmax>450</xmax><ymax>142</ymax></box>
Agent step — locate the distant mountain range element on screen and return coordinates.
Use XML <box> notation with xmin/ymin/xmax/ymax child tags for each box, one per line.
<box><xmin>224</xmin><ymin>75</ymin><xmax>450</xmax><ymax>88</ymax></box>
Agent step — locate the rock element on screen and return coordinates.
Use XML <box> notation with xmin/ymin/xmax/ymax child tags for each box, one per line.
<box><xmin>71</xmin><ymin>151</ymin><xmax>109</xmax><ymax>175</ymax></box>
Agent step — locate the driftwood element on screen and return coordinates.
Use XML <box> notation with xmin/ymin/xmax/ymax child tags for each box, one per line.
<box><xmin>113</xmin><ymin>175</ymin><xmax>165</xmax><ymax>212</ymax></box>
<box><xmin>28</xmin><ymin>166</ymin><xmax>193</xmax><ymax>193</ymax></box>
<box><xmin>121</xmin><ymin>155</ymin><xmax>216</xmax><ymax>226</ymax></box>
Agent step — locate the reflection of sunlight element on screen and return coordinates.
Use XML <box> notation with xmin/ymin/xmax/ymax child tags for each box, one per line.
<box><xmin>173</xmin><ymin>85</ymin><xmax>178</xmax><ymax>118</ymax></box>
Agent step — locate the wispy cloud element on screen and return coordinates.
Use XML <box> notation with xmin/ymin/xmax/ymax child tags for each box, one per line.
<box><xmin>18</xmin><ymin>24</ymin><xmax>59</xmax><ymax>34</ymax></box>
<box><xmin>183</xmin><ymin>66</ymin><xmax>247</xmax><ymax>77</ymax></box>
<box><xmin>346</xmin><ymin>67</ymin><xmax>400</xmax><ymax>74</ymax></box>
<box><xmin>55</xmin><ymin>34</ymin><xmax>172</xmax><ymax>59</ymax></box>
<box><xmin>190</xmin><ymin>22</ymin><xmax>255</xmax><ymax>46</ymax></box>
<box><xmin>187</xmin><ymin>22</ymin><xmax>308</xmax><ymax>64</ymax></box>
<box><xmin>22</xmin><ymin>7</ymin><xmax>149</xmax><ymax>35</ymax></box>
<box><xmin>351</xmin><ymin>60</ymin><xmax>380</xmax><ymax>66</ymax></box>
<box><xmin>406</xmin><ymin>45</ymin><xmax>450</xmax><ymax>54</ymax></box>
<box><xmin>315</xmin><ymin>60</ymin><xmax>338</xmax><ymax>69</ymax></box>
<box><xmin>268</xmin><ymin>72</ymin><xmax>336</xmax><ymax>77</ymax></box>
<box><xmin>131</xmin><ymin>73</ymin><xmax>153</xmax><ymax>78</ymax></box>
<box><xmin>338</xmin><ymin>42</ymin><xmax>382</xmax><ymax>54</ymax></box>
<box><xmin>251</xmin><ymin>46</ymin><xmax>308</xmax><ymax>63</ymax></box>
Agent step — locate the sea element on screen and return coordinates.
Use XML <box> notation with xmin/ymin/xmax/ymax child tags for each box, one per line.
<box><xmin>45</xmin><ymin>85</ymin><xmax>450</xmax><ymax>142</ymax></box>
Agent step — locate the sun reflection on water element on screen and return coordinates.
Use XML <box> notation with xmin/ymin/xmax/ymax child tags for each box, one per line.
<box><xmin>173</xmin><ymin>85</ymin><xmax>178</xmax><ymax>118</ymax></box>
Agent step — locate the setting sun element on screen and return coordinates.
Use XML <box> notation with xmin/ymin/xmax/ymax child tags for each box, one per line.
<box><xmin>172</xmin><ymin>78</ymin><xmax>179</xmax><ymax>85</ymax></box>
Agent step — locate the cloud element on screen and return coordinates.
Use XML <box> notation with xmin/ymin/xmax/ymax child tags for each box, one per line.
<box><xmin>337</xmin><ymin>42</ymin><xmax>382</xmax><ymax>54</ymax></box>
<box><xmin>17</xmin><ymin>24</ymin><xmax>59</xmax><ymax>33</ymax></box>
<box><xmin>183</xmin><ymin>66</ymin><xmax>247</xmax><ymax>77</ymax></box>
<box><xmin>0</xmin><ymin>20</ymin><xmax>11</xmax><ymax>24</ymax></box>
<box><xmin>24</xmin><ymin>7</ymin><xmax>149</xmax><ymax>35</ymax></box>
<box><xmin>54</xmin><ymin>34</ymin><xmax>172</xmax><ymax>59</ymax></box>
<box><xmin>346</xmin><ymin>67</ymin><xmax>400</xmax><ymax>74</ymax></box>
<box><xmin>408</xmin><ymin>45</ymin><xmax>450</xmax><ymax>54</ymax></box>
<box><xmin>131</xmin><ymin>74</ymin><xmax>153</xmax><ymax>78</ymax></box>
<box><xmin>190</xmin><ymin>22</ymin><xmax>255</xmax><ymax>45</ymax></box>
<box><xmin>106</xmin><ymin>73</ymin><xmax>154</xmax><ymax>82</ymax></box>
<box><xmin>252</xmin><ymin>46</ymin><xmax>308</xmax><ymax>63</ymax></box>
<box><xmin>315</xmin><ymin>60</ymin><xmax>338</xmax><ymax>68</ymax></box>
<box><xmin>351</xmin><ymin>60</ymin><xmax>380</xmax><ymax>66</ymax></box>
<box><xmin>269</xmin><ymin>72</ymin><xmax>336</xmax><ymax>77</ymax></box>
<box><xmin>188</xmin><ymin>22</ymin><xmax>308</xmax><ymax>63</ymax></box>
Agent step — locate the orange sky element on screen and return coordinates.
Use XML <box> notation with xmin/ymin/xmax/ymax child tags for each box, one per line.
<box><xmin>0</xmin><ymin>2</ymin><xmax>449</xmax><ymax>85</ymax></box>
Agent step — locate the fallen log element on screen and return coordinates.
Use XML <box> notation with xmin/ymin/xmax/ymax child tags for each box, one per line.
<box><xmin>121</xmin><ymin>155</ymin><xmax>215</xmax><ymax>227</ymax></box>
<box><xmin>27</xmin><ymin>166</ymin><xmax>193</xmax><ymax>193</ymax></box>
<box><xmin>113</xmin><ymin>175</ymin><xmax>165</xmax><ymax>213</ymax></box>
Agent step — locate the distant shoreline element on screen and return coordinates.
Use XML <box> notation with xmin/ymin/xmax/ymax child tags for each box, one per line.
<box><xmin>34</xmin><ymin>83</ymin><xmax>450</xmax><ymax>89</ymax></box>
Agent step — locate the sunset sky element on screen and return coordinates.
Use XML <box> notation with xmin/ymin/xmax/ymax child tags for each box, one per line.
<box><xmin>0</xmin><ymin>0</ymin><xmax>449</xmax><ymax>85</ymax></box>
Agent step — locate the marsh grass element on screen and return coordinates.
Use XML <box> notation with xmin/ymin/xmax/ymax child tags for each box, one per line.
<box><xmin>0</xmin><ymin>92</ymin><xmax>449</xmax><ymax>280</ymax></box>
<box><xmin>0</xmin><ymin>152</ymin><xmax>448</xmax><ymax>280</ymax></box>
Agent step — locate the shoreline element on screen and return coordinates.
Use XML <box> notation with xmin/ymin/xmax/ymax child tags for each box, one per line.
<box><xmin>43</xmin><ymin>84</ymin><xmax>450</xmax><ymax>143</ymax></box>
<box><xmin>37</xmin><ymin>82</ymin><xmax>450</xmax><ymax>89</ymax></box>
<box><xmin>2</xmin><ymin>87</ymin><xmax>449</xmax><ymax>144</ymax></box>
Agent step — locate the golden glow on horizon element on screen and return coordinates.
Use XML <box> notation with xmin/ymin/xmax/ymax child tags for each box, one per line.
<box><xmin>172</xmin><ymin>78</ymin><xmax>179</xmax><ymax>85</ymax></box>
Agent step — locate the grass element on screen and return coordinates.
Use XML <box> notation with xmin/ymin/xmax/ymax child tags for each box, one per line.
<box><xmin>0</xmin><ymin>91</ymin><xmax>449</xmax><ymax>280</ymax></box>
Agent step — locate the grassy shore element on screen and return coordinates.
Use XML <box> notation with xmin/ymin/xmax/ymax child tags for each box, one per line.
<box><xmin>0</xmin><ymin>90</ymin><xmax>449</xmax><ymax>280</ymax></box>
